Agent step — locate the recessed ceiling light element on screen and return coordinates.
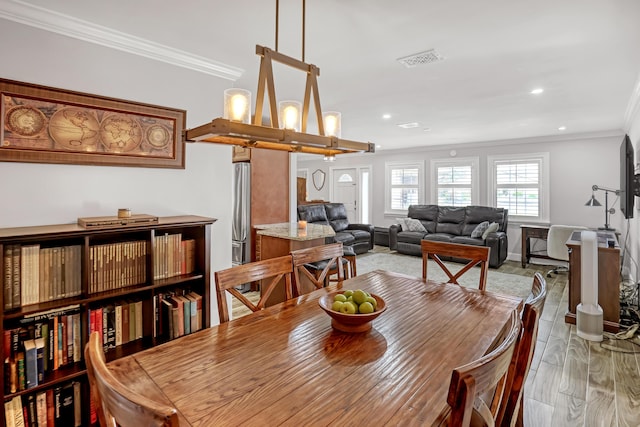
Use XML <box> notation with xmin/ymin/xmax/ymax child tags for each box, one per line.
<box><xmin>397</xmin><ymin>122</ymin><xmax>419</xmax><ymax>129</ymax></box>
<box><xmin>376</xmin><ymin>144</ymin><xmax>382</xmax><ymax>149</ymax></box>
<box><xmin>382</xmin><ymin>114</ymin><xmax>391</xmax><ymax>119</ymax></box>
<box><xmin>530</xmin><ymin>88</ymin><xmax>544</xmax><ymax>95</ymax></box>
<box><xmin>423</xmin><ymin>127</ymin><xmax>431</xmax><ymax>132</ymax></box>
<box><xmin>558</xmin><ymin>126</ymin><xmax>566</xmax><ymax>131</ymax></box>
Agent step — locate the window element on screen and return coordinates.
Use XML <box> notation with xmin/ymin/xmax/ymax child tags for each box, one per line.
<box><xmin>488</xmin><ymin>153</ymin><xmax>549</xmax><ymax>222</ymax></box>
<box><xmin>385</xmin><ymin>162</ymin><xmax>423</xmax><ymax>214</ymax></box>
<box><xmin>431</xmin><ymin>158</ymin><xmax>479</xmax><ymax>206</ymax></box>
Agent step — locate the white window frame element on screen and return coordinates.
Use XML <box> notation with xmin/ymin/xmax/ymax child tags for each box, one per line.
<box><xmin>430</xmin><ymin>157</ymin><xmax>479</xmax><ymax>206</ymax></box>
<box><xmin>384</xmin><ymin>161</ymin><xmax>424</xmax><ymax>215</ymax></box>
<box><xmin>487</xmin><ymin>153</ymin><xmax>550</xmax><ymax>223</ymax></box>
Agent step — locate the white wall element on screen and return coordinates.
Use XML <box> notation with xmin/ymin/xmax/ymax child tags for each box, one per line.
<box><xmin>298</xmin><ymin>133</ymin><xmax>623</xmax><ymax>261</ymax></box>
<box><xmin>0</xmin><ymin>20</ymin><xmax>233</xmax><ymax>324</ymax></box>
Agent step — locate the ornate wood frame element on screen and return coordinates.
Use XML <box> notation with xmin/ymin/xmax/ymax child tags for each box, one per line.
<box><xmin>1</xmin><ymin>79</ymin><xmax>186</xmax><ymax>168</ymax></box>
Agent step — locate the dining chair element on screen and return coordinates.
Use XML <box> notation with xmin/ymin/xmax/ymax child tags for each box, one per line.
<box><xmin>290</xmin><ymin>243</ymin><xmax>347</xmax><ymax>295</ymax></box>
<box><xmin>496</xmin><ymin>272</ymin><xmax>548</xmax><ymax>427</ymax></box>
<box><xmin>84</xmin><ymin>332</ymin><xmax>179</xmax><ymax>427</ymax></box>
<box><xmin>421</xmin><ymin>240</ymin><xmax>490</xmax><ymax>291</ymax></box>
<box><xmin>214</xmin><ymin>255</ymin><xmax>294</xmax><ymax>323</ymax></box>
<box><xmin>437</xmin><ymin>311</ymin><xmax>521</xmax><ymax>427</ymax></box>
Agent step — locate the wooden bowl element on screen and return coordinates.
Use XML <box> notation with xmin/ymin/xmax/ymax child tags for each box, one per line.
<box><xmin>318</xmin><ymin>291</ymin><xmax>387</xmax><ymax>333</ymax></box>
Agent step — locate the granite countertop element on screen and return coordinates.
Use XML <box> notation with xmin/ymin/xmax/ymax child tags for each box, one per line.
<box><xmin>255</xmin><ymin>222</ymin><xmax>335</xmax><ymax>241</ymax></box>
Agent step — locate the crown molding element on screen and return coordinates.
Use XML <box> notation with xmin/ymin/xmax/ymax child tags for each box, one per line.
<box><xmin>624</xmin><ymin>72</ymin><xmax>640</xmax><ymax>132</ymax></box>
<box><xmin>0</xmin><ymin>0</ymin><xmax>243</xmax><ymax>80</ymax></box>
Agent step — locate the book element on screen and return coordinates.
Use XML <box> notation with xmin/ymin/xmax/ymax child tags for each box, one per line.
<box><xmin>12</xmin><ymin>244</ymin><xmax>21</xmax><ymax>308</ymax></box>
<box><xmin>58</xmin><ymin>382</ymin><xmax>75</xmax><ymax>426</ymax></box>
<box><xmin>72</xmin><ymin>313</ymin><xmax>81</xmax><ymax>363</ymax></box>
<box><xmin>160</xmin><ymin>298</ymin><xmax>174</xmax><ymax>340</ymax></box>
<box><xmin>73</xmin><ymin>381</ymin><xmax>82</xmax><ymax>427</ymax></box>
<box><xmin>23</xmin><ymin>339</ymin><xmax>37</xmax><ymax>389</ymax></box>
<box><xmin>46</xmin><ymin>389</ymin><xmax>54</xmax><ymax>427</ymax></box>
<box><xmin>185</xmin><ymin>293</ymin><xmax>198</xmax><ymax>333</ymax></box>
<box><xmin>24</xmin><ymin>394</ymin><xmax>36</xmax><ymax>427</ymax></box>
<box><xmin>35</xmin><ymin>337</ymin><xmax>45</xmax><ymax>384</ymax></box>
<box><xmin>4</xmin><ymin>244</ymin><xmax>13</xmax><ymax>310</ymax></box>
<box><xmin>188</xmin><ymin>291</ymin><xmax>203</xmax><ymax>332</ymax></box>
<box><xmin>4</xmin><ymin>396</ymin><xmax>15</xmax><ymax>427</ymax></box>
<box><xmin>121</xmin><ymin>301</ymin><xmax>130</xmax><ymax>344</ymax></box>
<box><xmin>115</xmin><ymin>303</ymin><xmax>122</xmax><ymax>347</ymax></box>
<box><xmin>16</xmin><ymin>351</ymin><xmax>26</xmax><ymax>391</ymax></box>
<box><xmin>176</xmin><ymin>295</ymin><xmax>191</xmax><ymax>335</ymax></box>
<box><xmin>36</xmin><ymin>391</ymin><xmax>47</xmax><ymax>427</ymax></box>
<box><xmin>134</xmin><ymin>300</ymin><xmax>143</xmax><ymax>340</ymax></box>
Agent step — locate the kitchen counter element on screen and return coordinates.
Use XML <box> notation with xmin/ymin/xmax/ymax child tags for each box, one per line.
<box><xmin>254</xmin><ymin>222</ymin><xmax>335</xmax><ymax>241</ymax></box>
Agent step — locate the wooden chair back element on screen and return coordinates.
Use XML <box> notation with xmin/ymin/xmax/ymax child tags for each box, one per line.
<box><xmin>214</xmin><ymin>255</ymin><xmax>294</xmax><ymax>323</ymax></box>
<box><xmin>421</xmin><ymin>240</ymin><xmax>490</xmax><ymax>291</ymax></box>
<box><xmin>445</xmin><ymin>311</ymin><xmax>521</xmax><ymax>427</ymax></box>
<box><xmin>84</xmin><ymin>332</ymin><xmax>179</xmax><ymax>427</ymax></box>
<box><xmin>497</xmin><ymin>273</ymin><xmax>548</xmax><ymax>427</ymax></box>
<box><xmin>291</xmin><ymin>243</ymin><xmax>345</xmax><ymax>295</ymax></box>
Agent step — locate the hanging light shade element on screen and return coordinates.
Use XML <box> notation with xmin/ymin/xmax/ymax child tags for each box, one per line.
<box><xmin>323</xmin><ymin>111</ymin><xmax>341</xmax><ymax>138</ymax></box>
<box><xmin>279</xmin><ymin>100</ymin><xmax>302</xmax><ymax>131</ymax></box>
<box><xmin>224</xmin><ymin>88</ymin><xmax>251</xmax><ymax>124</ymax></box>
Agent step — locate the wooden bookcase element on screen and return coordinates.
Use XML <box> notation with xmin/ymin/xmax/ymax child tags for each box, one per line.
<box><xmin>0</xmin><ymin>215</ymin><xmax>215</xmax><ymax>427</ymax></box>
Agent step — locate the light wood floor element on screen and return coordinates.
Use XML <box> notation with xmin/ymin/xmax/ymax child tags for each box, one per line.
<box><xmin>231</xmin><ymin>259</ymin><xmax>640</xmax><ymax>426</ymax></box>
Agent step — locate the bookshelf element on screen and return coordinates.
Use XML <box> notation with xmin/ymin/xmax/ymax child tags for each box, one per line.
<box><xmin>0</xmin><ymin>215</ymin><xmax>215</xmax><ymax>427</ymax></box>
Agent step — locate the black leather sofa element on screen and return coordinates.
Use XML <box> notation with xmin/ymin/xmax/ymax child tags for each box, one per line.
<box><xmin>389</xmin><ymin>205</ymin><xmax>509</xmax><ymax>268</ymax></box>
<box><xmin>297</xmin><ymin>203</ymin><xmax>374</xmax><ymax>254</ymax></box>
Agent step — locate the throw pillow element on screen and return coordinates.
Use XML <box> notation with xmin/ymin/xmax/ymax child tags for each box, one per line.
<box><xmin>404</xmin><ymin>218</ymin><xmax>427</xmax><ymax>233</ymax></box>
<box><xmin>482</xmin><ymin>222</ymin><xmax>500</xmax><ymax>240</ymax></box>
<box><xmin>470</xmin><ymin>221</ymin><xmax>490</xmax><ymax>239</ymax></box>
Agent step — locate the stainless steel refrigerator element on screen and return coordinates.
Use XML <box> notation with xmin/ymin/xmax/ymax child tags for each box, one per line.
<box><xmin>232</xmin><ymin>162</ymin><xmax>251</xmax><ymax>268</ymax></box>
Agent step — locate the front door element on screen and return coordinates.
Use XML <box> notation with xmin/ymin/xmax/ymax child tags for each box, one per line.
<box><xmin>332</xmin><ymin>168</ymin><xmax>358</xmax><ymax>223</ymax></box>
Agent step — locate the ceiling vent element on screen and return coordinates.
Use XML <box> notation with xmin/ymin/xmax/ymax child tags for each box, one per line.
<box><xmin>397</xmin><ymin>49</ymin><xmax>444</xmax><ymax>68</ymax></box>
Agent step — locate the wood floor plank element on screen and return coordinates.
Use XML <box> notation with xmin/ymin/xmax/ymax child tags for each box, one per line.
<box><xmin>559</xmin><ymin>330</ymin><xmax>589</xmax><ymax>399</ymax></box>
<box><xmin>611</xmin><ymin>339</ymin><xmax>640</xmax><ymax>427</ymax></box>
<box><xmin>584</xmin><ymin>388</ymin><xmax>616</xmax><ymax>427</ymax></box>
<box><xmin>588</xmin><ymin>341</ymin><xmax>615</xmax><ymax>391</ymax></box>
<box><xmin>530</xmin><ymin>361</ymin><xmax>563</xmax><ymax>405</ymax></box>
<box><xmin>537</xmin><ymin>318</ymin><xmax>553</xmax><ymax>342</ymax></box>
<box><xmin>523</xmin><ymin>398</ymin><xmax>554</xmax><ymax>427</ymax></box>
<box><xmin>541</xmin><ymin>335</ymin><xmax>569</xmax><ymax>366</ymax></box>
<box><xmin>552</xmin><ymin>392</ymin><xmax>586</xmax><ymax>426</ymax></box>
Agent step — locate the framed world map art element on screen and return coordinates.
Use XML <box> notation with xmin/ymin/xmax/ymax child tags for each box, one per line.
<box><xmin>0</xmin><ymin>79</ymin><xmax>186</xmax><ymax>168</ymax></box>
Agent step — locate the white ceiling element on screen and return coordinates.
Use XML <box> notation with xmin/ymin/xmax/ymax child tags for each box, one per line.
<box><xmin>4</xmin><ymin>0</ymin><xmax>640</xmax><ymax>151</ymax></box>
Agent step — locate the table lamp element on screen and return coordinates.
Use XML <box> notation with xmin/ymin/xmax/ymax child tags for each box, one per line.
<box><xmin>585</xmin><ymin>185</ymin><xmax>619</xmax><ymax>231</ymax></box>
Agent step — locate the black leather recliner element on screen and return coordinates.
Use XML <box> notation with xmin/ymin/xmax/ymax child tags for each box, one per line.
<box><xmin>297</xmin><ymin>203</ymin><xmax>374</xmax><ymax>254</ymax></box>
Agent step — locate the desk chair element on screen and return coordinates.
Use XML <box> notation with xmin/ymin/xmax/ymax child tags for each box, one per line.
<box><xmin>214</xmin><ymin>255</ymin><xmax>294</xmax><ymax>323</ymax></box>
<box><xmin>421</xmin><ymin>240</ymin><xmax>490</xmax><ymax>291</ymax></box>
<box><xmin>85</xmin><ymin>332</ymin><xmax>179</xmax><ymax>427</ymax></box>
<box><xmin>546</xmin><ymin>225</ymin><xmax>587</xmax><ymax>277</ymax></box>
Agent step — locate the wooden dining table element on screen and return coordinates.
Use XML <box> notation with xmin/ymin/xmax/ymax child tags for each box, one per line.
<box><xmin>108</xmin><ymin>270</ymin><xmax>523</xmax><ymax>426</ymax></box>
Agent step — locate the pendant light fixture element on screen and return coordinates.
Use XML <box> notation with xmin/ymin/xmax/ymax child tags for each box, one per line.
<box><xmin>186</xmin><ymin>0</ymin><xmax>374</xmax><ymax>157</ymax></box>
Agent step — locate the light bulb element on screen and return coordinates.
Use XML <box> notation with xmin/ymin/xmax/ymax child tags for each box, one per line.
<box><xmin>323</xmin><ymin>111</ymin><xmax>341</xmax><ymax>137</ymax></box>
<box><xmin>230</xmin><ymin>94</ymin><xmax>248</xmax><ymax>121</ymax></box>
<box><xmin>223</xmin><ymin>88</ymin><xmax>251</xmax><ymax>124</ymax></box>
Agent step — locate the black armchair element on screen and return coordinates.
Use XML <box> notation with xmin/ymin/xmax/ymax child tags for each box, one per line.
<box><xmin>297</xmin><ymin>203</ymin><xmax>374</xmax><ymax>254</ymax></box>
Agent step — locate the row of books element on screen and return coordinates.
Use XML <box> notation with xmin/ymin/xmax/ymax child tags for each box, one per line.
<box><xmin>4</xmin><ymin>305</ymin><xmax>82</xmax><ymax>394</ymax></box>
<box><xmin>4</xmin><ymin>380</ymin><xmax>82</xmax><ymax>427</ymax></box>
<box><xmin>153</xmin><ymin>234</ymin><xmax>196</xmax><ymax>280</ymax></box>
<box><xmin>89</xmin><ymin>240</ymin><xmax>147</xmax><ymax>294</ymax></box>
<box><xmin>3</xmin><ymin>244</ymin><xmax>82</xmax><ymax>310</ymax></box>
<box><xmin>88</xmin><ymin>299</ymin><xmax>143</xmax><ymax>353</ymax></box>
<box><xmin>153</xmin><ymin>290</ymin><xmax>202</xmax><ymax>340</ymax></box>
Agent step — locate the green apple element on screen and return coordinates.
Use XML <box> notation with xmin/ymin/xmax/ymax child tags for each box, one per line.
<box><xmin>332</xmin><ymin>301</ymin><xmax>345</xmax><ymax>312</ymax></box>
<box><xmin>334</xmin><ymin>294</ymin><xmax>347</xmax><ymax>303</ymax></box>
<box><xmin>340</xmin><ymin>301</ymin><xmax>357</xmax><ymax>314</ymax></box>
<box><xmin>365</xmin><ymin>296</ymin><xmax>377</xmax><ymax>309</ymax></box>
<box><xmin>343</xmin><ymin>290</ymin><xmax>354</xmax><ymax>298</ymax></box>
<box><xmin>359</xmin><ymin>301</ymin><xmax>374</xmax><ymax>314</ymax></box>
<box><xmin>352</xmin><ymin>289</ymin><xmax>367</xmax><ymax>305</ymax></box>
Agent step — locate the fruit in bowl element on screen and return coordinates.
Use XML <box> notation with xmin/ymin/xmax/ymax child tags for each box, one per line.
<box><xmin>318</xmin><ymin>290</ymin><xmax>387</xmax><ymax>333</ymax></box>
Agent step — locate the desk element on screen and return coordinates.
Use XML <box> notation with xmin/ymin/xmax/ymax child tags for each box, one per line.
<box><xmin>109</xmin><ymin>270</ymin><xmax>521</xmax><ymax>426</ymax></box>
<box><xmin>565</xmin><ymin>231</ymin><xmax>620</xmax><ymax>332</ymax></box>
<box><xmin>520</xmin><ymin>224</ymin><xmax>551</xmax><ymax>267</ymax></box>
